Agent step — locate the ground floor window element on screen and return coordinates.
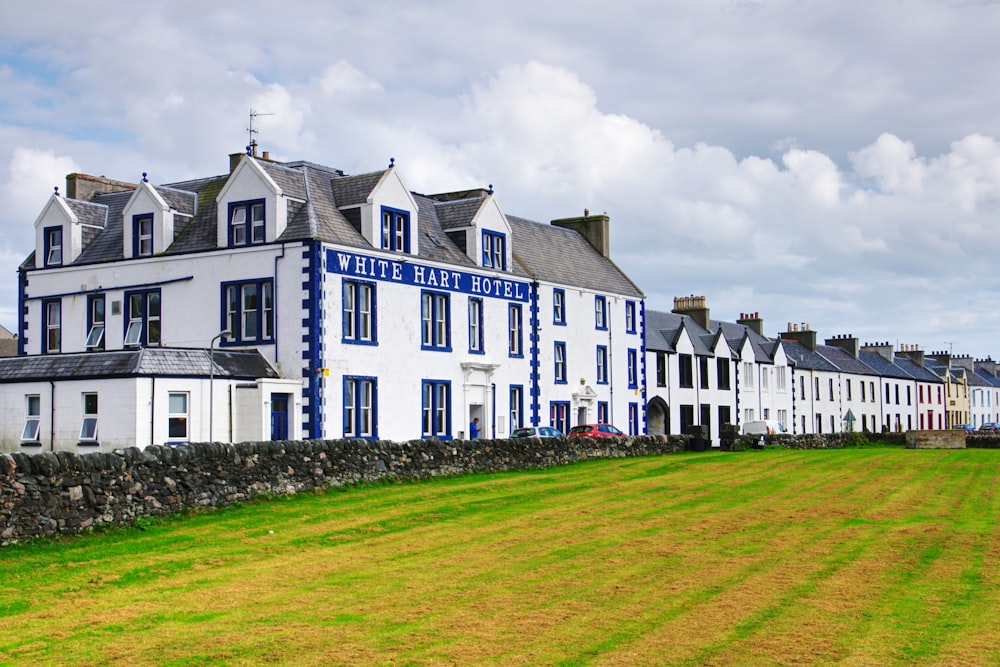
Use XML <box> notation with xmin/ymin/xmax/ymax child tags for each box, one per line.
<box><xmin>628</xmin><ymin>403</ymin><xmax>639</xmax><ymax>435</ymax></box>
<box><xmin>550</xmin><ymin>401</ymin><xmax>570</xmax><ymax>434</ymax></box>
<box><xmin>344</xmin><ymin>376</ymin><xmax>377</xmax><ymax>438</ymax></box>
<box><xmin>598</xmin><ymin>401</ymin><xmax>609</xmax><ymax>424</ymax></box>
<box><xmin>509</xmin><ymin>385</ymin><xmax>523</xmax><ymax>431</ymax></box>
<box><xmin>21</xmin><ymin>394</ymin><xmax>40</xmax><ymax>443</ymax></box>
<box><xmin>168</xmin><ymin>392</ymin><xmax>189</xmax><ymax>441</ymax></box>
<box><xmin>80</xmin><ymin>393</ymin><xmax>98</xmax><ymax>445</ymax></box>
<box><xmin>422</xmin><ymin>380</ymin><xmax>451</xmax><ymax>438</ymax></box>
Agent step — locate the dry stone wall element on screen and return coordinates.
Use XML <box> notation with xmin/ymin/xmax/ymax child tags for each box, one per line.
<box><xmin>0</xmin><ymin>435</ymin><xmax>685</xmax><ymax>545</ymax></box>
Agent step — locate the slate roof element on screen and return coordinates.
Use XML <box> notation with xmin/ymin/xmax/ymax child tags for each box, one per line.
<box><xmin>64</xmin><ymin>198</ymin><xmax>109</xmax><ymax>229</ymax></box>
<box><xmin>973</xmin><ymin>369</ymin><xmax>1000</xmax><ymax>387</ymax></box>
<box><xmin>858</xmin><ymin>351</ymin><xmax>914</xmax><ymax>380</ymax></box>
<box><xmin>28</xmin><ymin>157</ymin><xmax>643</xmax><ymax>297</ymax></box>
<box><xmin>157</xmin><ymin>186</ymin><xmax>197</xmax><ymax>216</ymax></box>
<box><xmin>645</xmin><ymin>309</ymin><xmax>719</xmax><ymax>356</ymax></box>
<box><xmin>507</xmin><ymin>215</ymin><xmax>643</xmax><ymax>297</ymax></box>
<box><xmin>0</xmin><ymin>348</ymin><xmax>278</xmax><ymax>383</ymax></box>
<box><xmin>817</xmin><ymin>345</ymin><xmax>877</xmax><ymax>376</ymax></box>
<box><xmin>329</xmin><ymin>170</ymin><xmax>385</xmax><ymax>207</ymax></box>
<box><xmin>74</xmin><ymin>190</ymin><xmax>133</xmax><ymax>264</ymax></box>
<box><xmin>413</xmin><ymin>195</ymin><xmax>480</xmax><ymax>267</ymax></box>
<box><xmin>895</xmin><ymin>357</ymin><xmax>944</xmax><ymax>383</ymax></box>
<box><xmin>712</xmin><ymin>319</ymin><xmax>778</xmax><ymax>363</ymax></box>
<box><xmin>435</xmin><ymin>197</ymin><xmax>483</xmax><ymax>230</ymax></box>
<box><xmin>780</xmin><ymin>340</ymin><xmax>839</xmax><ymax>372</ymax></box>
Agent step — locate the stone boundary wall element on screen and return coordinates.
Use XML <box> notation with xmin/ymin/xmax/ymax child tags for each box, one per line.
<box><xmin>0</xmin><ymin>435</ymin><xmax>685</xmax><ymax>545</ymax></box>
<box><xmin>5</xmin><ymin>431</ymin><xmax>998</xmax><ymax>546</ymax></box>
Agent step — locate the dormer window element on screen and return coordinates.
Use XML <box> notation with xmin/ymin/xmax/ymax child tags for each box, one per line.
<box><xmin>380</xmin><ymin>207</ymin><xmax>410</xmax><ymax>252</ymax></box>
<box><xmin>229</xmin><ymin>200</ymin><xmax>265</xmax><ymax>247</ymax></box>
<box><xmin>133</xmin><ymin>214</ymin><xmax>153</xmax><ymax>257</ymax></box>
<box><xmin>44</xmin><ymin>226</ymin><xmax>62</xmax><ymax>266</ymax></box>
<box><xmin>482</xmin><ymin>231</ymin><xmax>506</xmax><ymax>270</ymax></box>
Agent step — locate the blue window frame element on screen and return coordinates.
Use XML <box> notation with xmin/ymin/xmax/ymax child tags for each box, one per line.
<box><xmin>44</xmin><ymin>226</ymin><xmax>62</xmax><ymax>267</ymax></box>
<box><xmin>598</xmin><ymin>401</ymin><xmax>609</xmax><ymax>424</ymax></box>
<box><xmin>629</xmin><ymin>403</ymin><xmax>639</xmax><ymax>435</ymax></box>
<box><xmin>627</xmin><ymin>348</ymin><xmax>638</xmax><ymax>389</ymax></box>
<box><xmin>133</xmin><ymin>214</ymin><xmax>153</xmax><ymax>257</ymax></box>
<box><xmin>421</xmin><ymin>290</ymin><xmax>451</xmax><ymax>350</ymax></box>
<box><xmin>596</xmin><ymin>345</ymin><xmax>608</xmax><ymax>384</ymax></box>
<box><xmin>381</xmin><ymin>206</ymin><xmax>410</xmax><ymax>252</ymax></box>
<box><xmin>86</xmin><ymin>294</ymin><xmax>105</xmax><ymax>351</ymax></box>
<box><xmin>595</xmin><ymin>295</ymin><xmax>607</xmax><ymax>330</ymax></box>
<box><xmin>124</xmin><ymin>289</ymin><xmax>161</xmax><ymax>347</ymax></box>
<box><xmin>554</xmin><ymin>341</ymin><xmax>567</xmax><ymax>384</ymax></box>
<box><xmin>550</xmin><ymin>401</ymin><xmax>570</xmax><ymax>434</ymax></box>
<box><xmin>510</xmin><ymin>385</ymin><xmax>524</xmax><ymax>431</ymax></box>
<box><xmin>625</xmin><ymin>300</ymin><xmax>637</xmax><ymax>334</ymax></box>
<box><xmin>343</xmin><ymin>279</ymin><xmax>376</xmax><ymax>345</ymax></box>
<box><xmin>468</xmin><ymin>297</ymin><xmax>484</xmax><ymax>353</ymax></box>
<box><xmin>228</xmin><ymin>200</ymin><xmax>265</xmax><ymax>247</ymax></box>
<box><xmin>222</xmin><ymin>279</ymin><xmax>274</xmax><ymax>345</ymax></box>
<box><xmin>508</xmin><ymin>304</ymin><xmax>523</xmax><ymax>357</ymax></box>
<box><xmin>344</xmin><ymin>376</ymin><xmax>377</xmax><ymax>439</ymax></box>
<box><xmin>482</xmin><ymin>230</ymin><xmax>506</xmax><ymax>270</ymax></box>
<box><xmin>42</xmin><ymin>298</ymin><xmax>61</xmax><ymax>353</ymax></box>
<box><xmin>553</xmin><ymin>288</ymin><xmax>566</xmax><ymax>326</ymax></box>
<box><xmin>422</xmin><ymin>379</ymin><xmax>451</xmax><ymax>439</ymax></box>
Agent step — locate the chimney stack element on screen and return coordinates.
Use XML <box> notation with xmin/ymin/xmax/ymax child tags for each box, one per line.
<box><xmin>737</xmin><ymin>311</ymin><xmax>763</xmax><ymax>336</ymax></box>
<box><xmin>928</xmin><ymin>350</ymin><xmax>952</xmax><ymax>369</ymax></box>
<box><xmin>897</xmin><ymin>344</ymin><xmax>926</xmax><ymax>367</ymax></box>
<box><xmin>781</xmin><ymin>322</ymin><xmax>817</xmax><ymax>352</ymax></box>
<box><xmin>861</xmin><ymin>341</ymin><xmax>894</xmax><ymax>363</ymax></box>
<box><xmin>825</xmin><ymin>334</ymin><xmax>859</xmax><ymax>358</ymax></box>
<box><xmin>551</xmin><ymin>212</ymin><xmax>611</xmax><ymax>258</ymax></box>
<box><xmin>64</xmin><ymin>173</ymin><xmax>137</xmax><ymax>201</ymax></box>
<box><xmin>975</xmin><ymin>357</ymin><xmax>998</xmax><ymax>377</ymax></box>
<box><xmin>672</xmin><ymin>295</ymin><xmax>710</xmax><ymax>331</ymax></box>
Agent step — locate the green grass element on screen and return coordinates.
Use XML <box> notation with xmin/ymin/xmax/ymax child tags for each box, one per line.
<box><xmin>2</xmin><ymin>447</ymin><xmax>1000</xmax><ymax>665</ymax></box>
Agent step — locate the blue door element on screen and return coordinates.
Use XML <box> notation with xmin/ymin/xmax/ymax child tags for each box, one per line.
<box><xmin>271</xmin><ymin>394</ymin><xmax>289</xmax><ymax>440</ymax></box>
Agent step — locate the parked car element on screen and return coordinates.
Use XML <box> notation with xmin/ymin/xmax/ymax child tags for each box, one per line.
<box><xmin>953</xmin><ymin>424</ymin><xmax>976</xmax><ymax>432</ymax></box>
<box><xmin>978</xmin><ymin>422</ymin><xmax>1000</xmax><ymax>431</ymax></box>
<box><xmin>567</xmin><ymin>424</ymin><xmax>625</xmax><ymax>438</ymax></box>
<box><xmin>511</xmin><ymin>426</ymin><xmax>564</xmax><ymax>439</ymax></box>
<box><xmin>742</xmin><ymin>420</ymin><xmax>787</xmax><ymax>436</ymax></box>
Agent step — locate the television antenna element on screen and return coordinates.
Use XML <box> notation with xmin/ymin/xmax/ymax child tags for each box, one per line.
<box><xmin>246</xmin><ymin>108</ymin><xmax>275</xmax><ymax>155</ymax></box>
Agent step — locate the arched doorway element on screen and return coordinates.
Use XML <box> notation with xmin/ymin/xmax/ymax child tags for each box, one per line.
<box><xmin>647</xmin><ymin>396</ymin><xmax>669</xmax><ymax>436</ymax></box>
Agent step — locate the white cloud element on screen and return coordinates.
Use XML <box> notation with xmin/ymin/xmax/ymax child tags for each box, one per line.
<box><xmin>2</xmin><ymin>1</ymin><xmax>1000</xmax><ymax>355</ymax></box>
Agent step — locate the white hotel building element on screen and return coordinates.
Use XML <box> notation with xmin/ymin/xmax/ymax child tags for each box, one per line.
<box><xmin>1</xmin><ymin>150</ymin><xmax>644</xmax><ymax>452</ymax></box>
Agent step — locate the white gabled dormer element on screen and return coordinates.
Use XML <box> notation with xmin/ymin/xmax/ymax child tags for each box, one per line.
<box><xmin>364</xmin><ymin>162</ymin><xmax>420</xmax><ymax>256</ymax></box>
<box><xmin>215</xmin><ymin>155</ymin><xmax>287</xmax><ymax>248</ymax></box>
<box><xmin>471</xmin><ymin>192</ymin><xmax>512</xmax><ymax>272</ymax></box>
<box><xmin>33</xmin><ymin>190</ymin><xmax>79</xmax><ymax>269</ymax></box>
<box><xmin>430</xmin><ymin>186</ymin><xmax>513</xmax><ymax>271</ymax></box>
<box><xmin>122</xmin><ymin>175</ymin><xmax>173</xmax><ymax>258</ymax></box>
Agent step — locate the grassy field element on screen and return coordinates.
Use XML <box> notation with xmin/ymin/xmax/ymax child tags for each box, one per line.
<box><xmin>1</xmin><ymin>447</ymin><xmax>999</xmax><ymax>666</ymax></box>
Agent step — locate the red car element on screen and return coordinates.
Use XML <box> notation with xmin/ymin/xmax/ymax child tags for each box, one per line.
<box><xmin>567</xmin><ymin>424</ymin><xmax>626</xmax><ymax>438</ymax></box>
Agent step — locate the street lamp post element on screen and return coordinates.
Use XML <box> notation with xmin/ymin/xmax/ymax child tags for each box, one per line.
<box><xmin>209</xmin><ymin>330</ymin><xmax>231</xmax><ymax>443</ymax></box>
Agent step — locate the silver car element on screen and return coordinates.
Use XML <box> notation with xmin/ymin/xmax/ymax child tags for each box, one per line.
<box><xmin>511</xmin><ymin>426</ymin><xmax>564</xmax><ymax>439</ymax></box>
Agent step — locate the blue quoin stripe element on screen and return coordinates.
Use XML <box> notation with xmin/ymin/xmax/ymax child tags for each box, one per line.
<box><xmin>17</xmin><ymin>269</ymin><xmax>27</xmax><ymax>355</ymax></box>
<box><xmin>302</xmin><ymin>242</ymin><xmax>325</xmax><ymax>438</ymax></box>
<box><xmin>640</xmin><ymin>299</ymin><xmax>648</xmax><ymax>434</ymax></box>
<box><xmin>529</xmin><ymin>281</ymin><xmax>541</xmax><ymax>426</ymax></box>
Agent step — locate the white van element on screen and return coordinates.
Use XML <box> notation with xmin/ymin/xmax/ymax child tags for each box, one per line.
<box><xmin>742</xmin><ymin>420</ymin><xmax>787</xmax><ymax>436</ymax></box>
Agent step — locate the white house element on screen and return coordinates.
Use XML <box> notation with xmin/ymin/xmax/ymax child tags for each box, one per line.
<box><xmin>645</xmin><ymin>300</ymin><xmax>736</xmax><ymax>444</ymax></box>
<box><xmin>4</xmin><ymin>149</ymin><xmax>644</xmax><ymax>452</ymax></box>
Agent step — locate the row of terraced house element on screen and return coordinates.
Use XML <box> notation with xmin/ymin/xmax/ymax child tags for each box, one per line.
<box><xmin>1</xmin><ymin>146</ymin><xmax>997</xmax><ymax>451</ymax></box>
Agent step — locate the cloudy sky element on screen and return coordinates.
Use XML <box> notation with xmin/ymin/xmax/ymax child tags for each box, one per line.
<box><xmin>2</xmin><ymin>1</ymin><xmax>1000</xmax><ymax>358</ymax></box>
